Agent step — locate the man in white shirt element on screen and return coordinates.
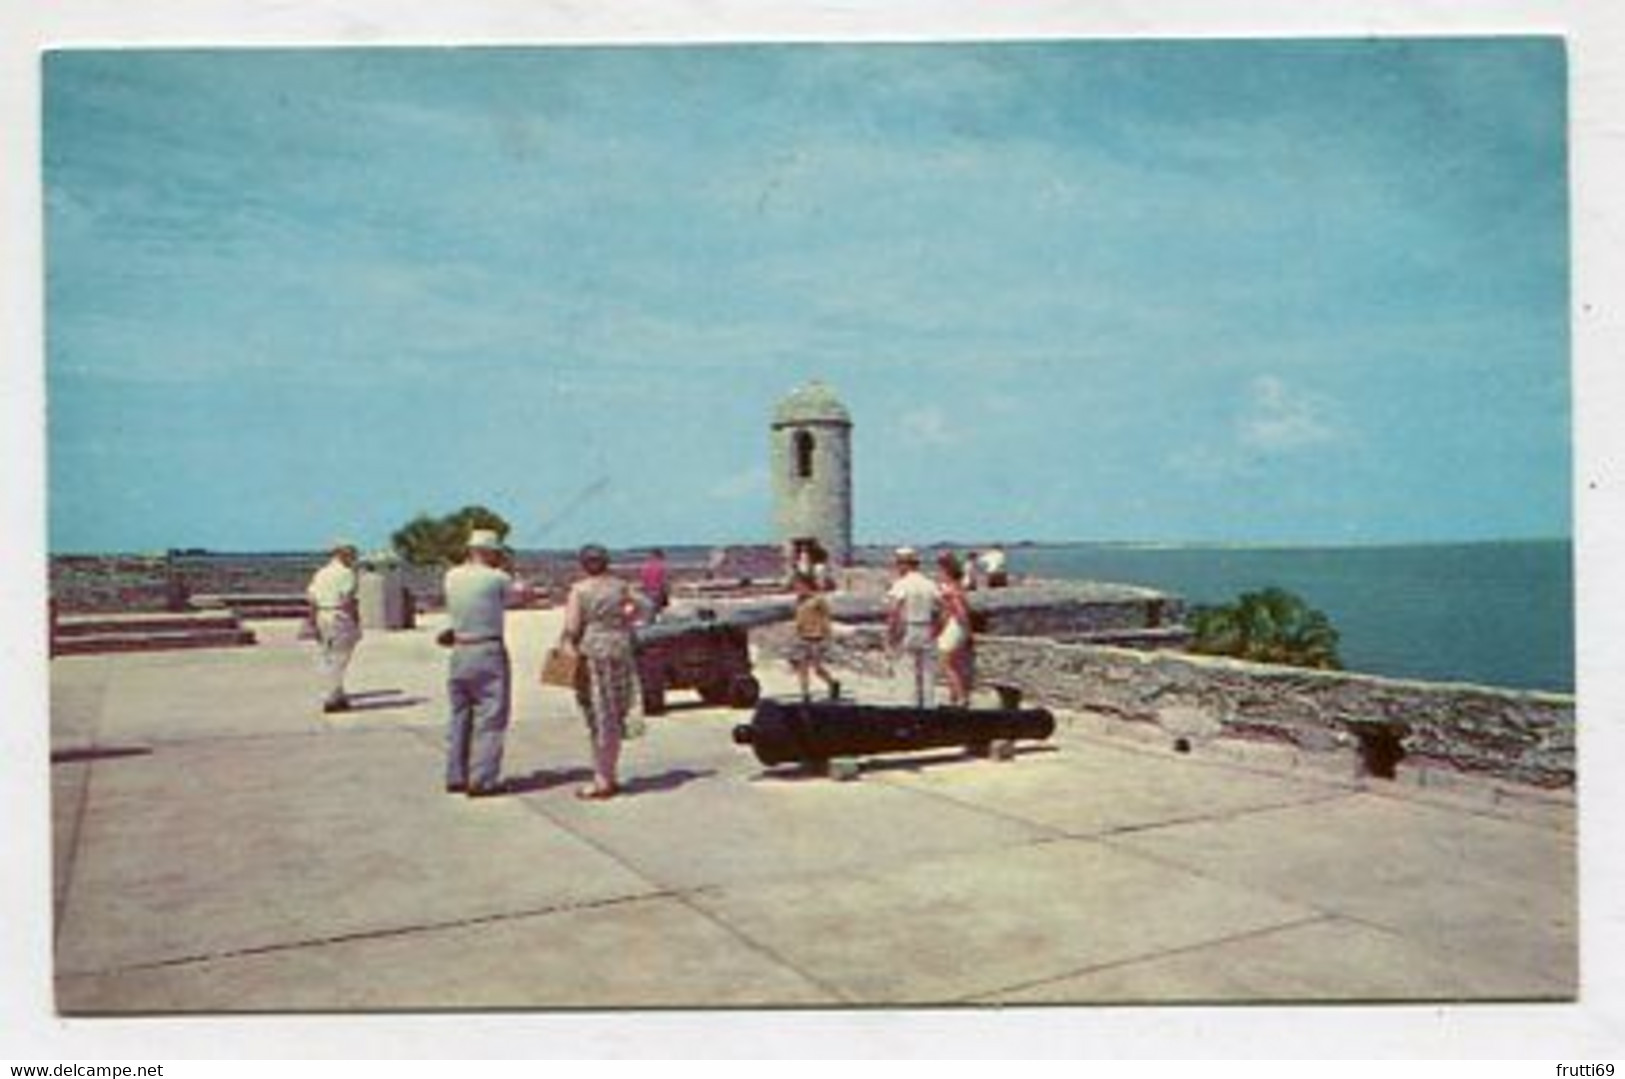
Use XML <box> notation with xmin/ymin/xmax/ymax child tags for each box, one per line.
<box><xmin>886</xmin><ymin>547</ymin><xmax>940</xmax><ymax>708</ymax></box>
<box><xmin>306</xmin><ymin>540</ymin><xmax>362</xmax><ymax>713</ymax></box>
<box><xmin>982</xmin><ymin>545</ymin><xmax>1009</xmax><ymax>588</ymax></box>
<box><xmin>442</xmin><ymin>528</ymin><xmax>529</xmax><ymax>798</ymax></box>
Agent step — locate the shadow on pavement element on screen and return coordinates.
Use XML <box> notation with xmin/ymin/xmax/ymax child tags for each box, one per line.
<box><xmin>747</xmin><ymin>742</ymin><xmax>1059</xmax><ymax>782</ymax></box>
<box><xmin>50</xmin><ymin>745</ymin><xmax>153</xmax><ymax>766</ymax></box>
<box><xmin>619</xmin><ymin>767</ymin><xmax>716</xmax><ymax>796</ymax></box>
<box><xmin>493</xmin><ymin>766</ymin><xmax>716</xmax><ymax>799</ymax></box>
<box><xmin>339</xmin><ymin>694</ymin><xmax>430</xmax><ymax>713</ymax></box>
<box><xmin>858</xmin><ymin>742</ymin><xmax>1058</xmax><ymax>776</ymax></box>
<box><xmin>504</xmin><ymin>766</ymin><xmax>596</xmax><ymax>794</ymax></box>
<box><xmin>647</xmin><ymin>699</ymin><xmax>744</xmax><ymax>716</ymax></box>
<box><xmin>346</xmin><ymin>688</ymin><xmax>410</xmax><ymax>702</ymax></box>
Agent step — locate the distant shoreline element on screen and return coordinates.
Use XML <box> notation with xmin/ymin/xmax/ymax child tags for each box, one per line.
<box><xmin>47</xmin><ymin>536</ymin><xmax>1574</xmax><ymax>560</ymax></box>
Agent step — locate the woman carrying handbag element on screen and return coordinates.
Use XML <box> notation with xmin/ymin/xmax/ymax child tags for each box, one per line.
<box><xmin>558</xmin><ymin>543</ymin><xmax>642</xmax><ymax>800</ymax></box>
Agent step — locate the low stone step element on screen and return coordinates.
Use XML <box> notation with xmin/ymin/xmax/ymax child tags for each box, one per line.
<box><xmin>225</xmin><ymin>604</ymin><xmax>310</xmax><ymax>620</ymax></box>
<box><xmin>190</xmin><ymin>593</ymin><xmax>311</xmax><ymax>619</ymax></box>
<box><xmin>191</xmin><ymin>592</ymin><xmax>307</xmax><ymax>608</ymax></box>
<box><xmin>54</xmin><ymin>611</ymin><xmax>247</xmax><ymax>637</ymax></box>
<box><xmin>52</xmin><ymin>628</ymin><xmax>257</xmax><ymax>656</ymax></box>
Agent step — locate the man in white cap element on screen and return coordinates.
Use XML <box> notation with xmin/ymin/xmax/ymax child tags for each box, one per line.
<box><xmin>306</xmin><ymin>539</ymin><xmax>363</xmax><ymax>713</ymax></box>
<box><xmin>442</xmin><ymin>528</ymin><xmax>530</xmax><ymax>798</ymax></box>
<box><xmin>886</xmin><ymin>546</ymin><xmax>941</xmax><ymax>708</ymax></box>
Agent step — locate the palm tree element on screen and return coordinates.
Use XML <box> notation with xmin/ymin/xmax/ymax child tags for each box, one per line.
<box><xmin>1190</xmin><ymin>587</ymin><xmax>1342</xmax><ymax>670</ymax></box>
<box><xmin>390</xmin><ymin>505</ymin><xmax>511</xmax><ymax>566</ymax></box>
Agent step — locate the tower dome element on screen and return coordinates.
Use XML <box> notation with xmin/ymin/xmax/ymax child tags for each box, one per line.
<box><xmin>772</xmin><ymin>380</ymin><xmax>853</xmax><ymax>428</ymax></box>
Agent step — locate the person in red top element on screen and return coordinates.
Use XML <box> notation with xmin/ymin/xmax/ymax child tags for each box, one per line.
<box><xmin>638</xmin><ymin>548</ymin><xmax>670</xmax><ymax>620</ymax></box>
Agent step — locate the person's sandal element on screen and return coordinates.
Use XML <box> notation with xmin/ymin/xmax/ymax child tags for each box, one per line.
<box><xmin>575</xmin><ymin>784</ymin><xmax>617</xmax><ymax>801</ymax></box>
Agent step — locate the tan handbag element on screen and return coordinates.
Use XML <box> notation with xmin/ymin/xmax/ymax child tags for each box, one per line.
<box><xmin>539</xmin><ymin>644</ymin><xmax>581</xmax><ymax>688</ymax></box>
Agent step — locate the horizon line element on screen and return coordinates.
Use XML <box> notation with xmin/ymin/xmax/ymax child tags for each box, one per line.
<box><xmin>45</xmin><ymin>534</ymin><xmax>1575</xmax><ymax>559</ymax></box>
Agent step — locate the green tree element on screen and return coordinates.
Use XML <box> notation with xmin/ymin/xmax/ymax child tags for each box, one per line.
<box><xmin>1189</xmin><ymin>587</ymin><xmax>1342</xmax><ymax>670</ymax></box>
<box><xmin>390</xmin><ymin>505</ymin><xmax>511</xmax><ymax>566</ymax></box>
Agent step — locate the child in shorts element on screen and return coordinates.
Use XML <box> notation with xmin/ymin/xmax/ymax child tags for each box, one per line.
<box><xmin>791</xmin><ymin>571</ymin><xmax>841</xmax><ymax>702</ymax></box>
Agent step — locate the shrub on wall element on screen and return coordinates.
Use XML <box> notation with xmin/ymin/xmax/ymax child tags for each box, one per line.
<box><xmin>390</xmin><ymin>505</ymin><xmax>511</xmax><ymax>566</ymax></box>
<box><xmin>1189</xmin><ymin>586</ymin><xmax>1342</xmax><ymax>670</ymax></box>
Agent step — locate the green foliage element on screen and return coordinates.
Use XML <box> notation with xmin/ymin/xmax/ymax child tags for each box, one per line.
<box><xmin>390</xmin><ymin>505</ymin><xmax>511</xmax><ymax>566</ymax></box>
<box><xmin>1189</xmin><ymin>586</ymin><xmax>1343</xmax><ymax>670</ymax></box>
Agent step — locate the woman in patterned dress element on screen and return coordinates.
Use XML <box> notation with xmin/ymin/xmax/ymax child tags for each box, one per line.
<box><xmin>935</xmin><ymin>550</ymin><xmax>976</xmax><ymax>707</ymax></box>
<box><xmin>562</xmin><ymin>543</ymin><xmax>639</xmax><ymax>800</ymax></box>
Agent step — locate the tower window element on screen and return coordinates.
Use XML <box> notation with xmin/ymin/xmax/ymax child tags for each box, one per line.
<box><xmin>794</xmin><ymin>430</ymin><xmax>815</xmax><ymax>479</ymax></box>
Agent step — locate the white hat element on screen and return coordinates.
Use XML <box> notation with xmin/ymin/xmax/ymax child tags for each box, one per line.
<box><xmin>467</xmin><ymin>528</ymin><xmax>503</xmax><ymax>551</ymax></box>
<box><xmin>330</xmin><ymin>538</ymin><xmax>359</xmax><ymax>554</ymax></box>
<box><xmin>894</xmin><ymin>546</ymin><xmax>919</xmax><ymax>563</ymax></box>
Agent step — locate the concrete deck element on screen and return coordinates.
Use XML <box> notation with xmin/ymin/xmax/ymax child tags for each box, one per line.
<box><xmin>48</xmin><ymin>609</ymin><xmax>1576</xmax><ymax>1012</ymax></box>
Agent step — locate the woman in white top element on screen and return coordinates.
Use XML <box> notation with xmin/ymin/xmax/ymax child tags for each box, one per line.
<box><xmin>935</xmin><ymin>551</ymin><xmax>975</xmax><ymax>707</ymax></box>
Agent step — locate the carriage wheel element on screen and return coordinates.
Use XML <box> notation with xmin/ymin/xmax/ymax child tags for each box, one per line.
<box><xmin>728</xmin><ymin>674</ymin><xmax>761</xmax><ymax>709</ymax></box>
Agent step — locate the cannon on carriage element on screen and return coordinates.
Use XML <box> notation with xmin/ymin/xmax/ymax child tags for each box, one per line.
<box><xmin>632</xmin><ymin>610</ymin><xmax>764</xmax><ymax>715</ymax></box>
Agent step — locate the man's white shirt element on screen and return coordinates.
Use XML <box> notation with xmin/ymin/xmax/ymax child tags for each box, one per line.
<box><xmin>887</xmin><ymin>570</ymin><xmax>939</xmax><ymax>626</ymax></box>
<box><xmin>444</xmin><ymin>563</ymin><xmax>519</xmax><ymax>639</ymax></box>
<box><xmin>307</xmin><ymin>559</ymin><xmax>358</xmax><ymax>610</ymax></box>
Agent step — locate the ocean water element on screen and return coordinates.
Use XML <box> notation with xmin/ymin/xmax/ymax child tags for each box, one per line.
<box><xmin>1012</xmin><ymin>540</ymin><xmax>1574</xmax><ymax>693</ymax></box>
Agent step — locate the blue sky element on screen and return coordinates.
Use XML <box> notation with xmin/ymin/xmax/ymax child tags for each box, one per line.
<box><xmin>43</xmin><ymin>39</ymin><xmax>1570</xmax><ymax>553</ymax></box>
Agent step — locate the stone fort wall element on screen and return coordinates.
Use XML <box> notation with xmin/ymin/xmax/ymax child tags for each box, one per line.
<box><xmin>976</xmin><ymin>635</ymin><xmax>1575</xmax><ymax>789</ymax></box>
<box><xmin>48</xmin><ymin>549</ymin><xmax>781</xmax><ymax>614</ymax></box>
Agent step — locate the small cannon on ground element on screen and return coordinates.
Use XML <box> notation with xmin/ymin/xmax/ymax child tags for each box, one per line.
<box><xmin>732</xmin><ymin>698</ymin><xmax>1055</xmax><ymax>771</ymax></box>
<box><xmin>633</xmin><ymin>610</ymin><xmax>762</xmax><ymax>715</ymax></box>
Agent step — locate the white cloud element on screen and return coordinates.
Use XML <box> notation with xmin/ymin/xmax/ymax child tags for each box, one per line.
<box><xmin>709</xmin><ymin>465</ymin><xmax>767</xmax><ymax>501</ymax></box>
<box><xmin>1238</xmin><ymin>375</ymin><xmax>1340</xmax><ymax>451</ymax></box>
<box><xmin>1167</xmin><ymin>445</ymin><xmax>1252</xmax><ymax>482</ymax></box>
<box><xmin>900</xmin><ymin>405</ymin><xmax>960</xmax><ymax>448</ymax></box>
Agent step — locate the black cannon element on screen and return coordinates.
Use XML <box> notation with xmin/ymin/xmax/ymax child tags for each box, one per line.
<box><xmin>633</xmin><ymin>611</ymin><xmax>761</xmax><ymax>715</ymax></box>
<box><xmin>732</xmin><ymin>698</ymin><xmax>1055</xmax><ymax>769</ymax></box>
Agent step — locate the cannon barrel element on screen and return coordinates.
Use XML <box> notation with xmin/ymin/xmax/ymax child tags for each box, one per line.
<box><xmin>732</xmin><ymin>699</ymin><xmax>1055</xmax><ymax>767</ymax></box>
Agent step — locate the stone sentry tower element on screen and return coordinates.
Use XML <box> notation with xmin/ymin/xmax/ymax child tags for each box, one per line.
<box><xmin>771</xmin><ymin>381</ymin><xmax>853</xmax><ymax>566</ymax></box>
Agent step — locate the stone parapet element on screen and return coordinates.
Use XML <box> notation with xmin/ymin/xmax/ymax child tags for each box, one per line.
<box><xmin>49</xmin><ymin>555</ymin><xmax>186</xmax><ymax>613</ymax></box>
<box><xmin>975</xmin><ymin>635</ymin><xmax>1575</xmax><ymax>789</ymax></box>
<box><xmin>51</xmin><ymin>610</ymin><xmax>256</xmax><ymax>656</ymax></box>
<box><xmin>51</xmin><ymin>550</ymin><xmax>779</xmax><ymax>615</ymax></box>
